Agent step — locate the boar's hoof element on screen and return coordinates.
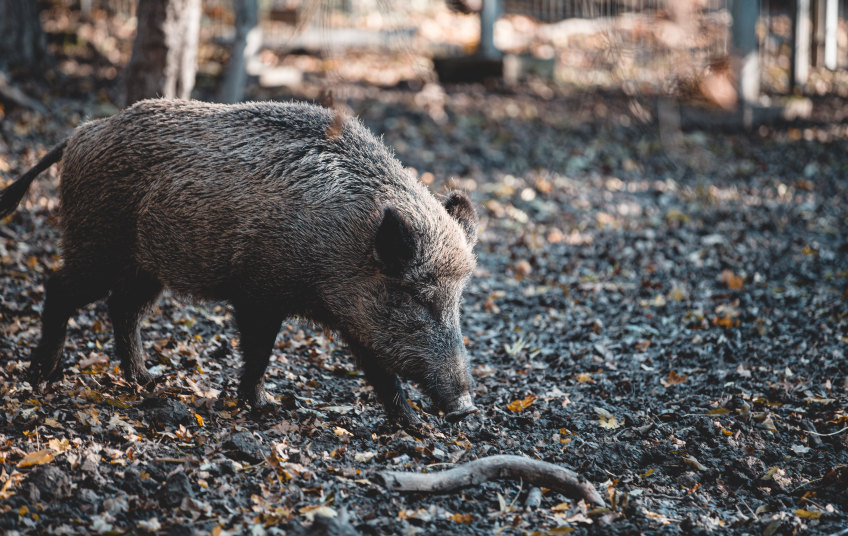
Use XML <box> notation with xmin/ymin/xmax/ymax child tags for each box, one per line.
<box><xmin>26</xmin><ymin>363</ymin><xmax>63</xmax><ymax>394</ymax></box>
<box><xmin>402</xmin><ymin>420</ymin><xmax>436</xmax><ymax>437</ymax></box>
<box><xmin>126</xmin><ymin>370</ymin><xmax>155</xmax><ymax>388</ymax></box>
<box><xmin>250</xmin><ymin>403</ymin><xmax>280</xmax><ymax>419</ymax></box>
<box><xmin>237</xmin><ymin>389</ymin><xmax>275</xmax><ymax>414</ymax></box>
<box><xmin>27</xmin><ymin>372</ymin><xmax>48</xmax><ymax>394</ymax></box>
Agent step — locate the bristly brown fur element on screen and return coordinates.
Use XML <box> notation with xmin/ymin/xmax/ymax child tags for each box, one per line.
<box><xmin>17</xmin><ymin>99</ymin><xmax>480</xmax><ymax>427</ymax></box>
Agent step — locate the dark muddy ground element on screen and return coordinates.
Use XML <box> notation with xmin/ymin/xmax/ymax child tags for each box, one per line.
<box><xmin>2</xmin><ymin>71</ymin><xmax>848</xmax><ymax>535</ymax></box>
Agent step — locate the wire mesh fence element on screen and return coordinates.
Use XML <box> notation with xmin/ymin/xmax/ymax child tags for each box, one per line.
<box><xmin>54</xmin><ymin>0</ymin><xmax>848</xmax><ymax>97</ymax></box>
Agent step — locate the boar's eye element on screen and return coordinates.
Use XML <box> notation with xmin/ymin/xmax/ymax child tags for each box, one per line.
<box><xmin>417</xmin><ymin>294</ymin><xmax>440</xmax><ymax>317</ymax></box>
<box><xmin>401</xmin><ymin>287</ymin><xmax>438</xmax><ymax>317</ymax></box>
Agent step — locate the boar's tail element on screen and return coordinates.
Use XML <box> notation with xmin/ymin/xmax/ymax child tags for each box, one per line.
<box><xmin>0</xmin><ymin>139</ymin><xmax>67</xmax><ymax>220</ymax></box>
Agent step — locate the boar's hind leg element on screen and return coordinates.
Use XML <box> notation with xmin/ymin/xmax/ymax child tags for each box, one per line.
<box><xmin>107</xmin><ymin>272</ymin><xmax>163</xmax><ymax>386</ymax></box>
<box><xmin>28</xmin><ymin>269</ymin><xmax>109</xmax><ymax>391</ymax></box>
<box><xmin>233</xmin><ymin>305</ymin><xmax>284</xmax><ymax>409</ymax></box>
<box><xmin>360</xmin><ymin>360</ymin><xmax>421</xmax><ymax>428</ymax></box>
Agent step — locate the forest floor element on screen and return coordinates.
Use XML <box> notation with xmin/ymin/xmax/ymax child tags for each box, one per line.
<box><xmin>1</xmin><ymin>62</ymin><xmax>848</xmax><ymax>535</ymax></box>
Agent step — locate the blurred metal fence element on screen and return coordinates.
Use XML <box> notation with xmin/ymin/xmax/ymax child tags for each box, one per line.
<box><xmin>65</xmin><ymin>0</ymin><xmax>847</xmax><ymax>94</ymax></box>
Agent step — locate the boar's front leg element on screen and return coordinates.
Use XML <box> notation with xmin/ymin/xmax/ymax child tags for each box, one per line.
<box><xmin>359</xmin><ymin>358</ymin><xmax>421</xmax><ymax>428</ymax></box>
<box><xmin>232</xmin><ymin>304</ymin><xmax>284</xmax><ymax>410</ymax></box>
<box><xmin>107</xmin><ymin>272</ymin><xmax>163</xmax><ymax>386</ymax></box>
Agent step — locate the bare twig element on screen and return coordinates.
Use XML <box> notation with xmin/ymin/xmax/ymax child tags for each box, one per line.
<box><xmin>804</xmin><ymin>424</ymin><xmax>848</xmax><ymax>438</ymax></box>
<box><xmin>646</xmin><ymin>492</ymin><xmax>686</xmax><ymax>501</ymax></box>
<box><xmin>802</xmin><ymin>420</ymin><xmax>823</xmax><ymax>447</ymax></box>
<box><xmin>374</xmin><ymin>455</ymin><xmax>605</xmax><ymax>507</ymax></box>
<box><xmin>792</xmin><ymin>478</ymin><xmax>822</xmax><ymax>493</ymax></box>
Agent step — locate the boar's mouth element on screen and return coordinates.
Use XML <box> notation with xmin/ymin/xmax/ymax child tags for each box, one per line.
<box><xmin>442</xmin><ymin>393</ymin><xmax>478</xmax><ymax>423</ymax></box>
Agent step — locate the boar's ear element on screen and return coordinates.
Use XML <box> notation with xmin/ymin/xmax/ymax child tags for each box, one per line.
<box><xmin>443</xmin><ymin>190</ymin><xmax>478</xmax><ymax>246</ymax></box>
<box><xmin>375</xmin><ymin>207</ymin><xmax>417</xmax><ymax>276</ymax></box>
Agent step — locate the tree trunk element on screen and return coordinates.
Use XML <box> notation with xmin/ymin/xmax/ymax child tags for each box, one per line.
<box><xmin>0</xmin><ymin>0</ymin><xmax>47</xmax><ymax>70</ymax></box>
<box><xmin>125</xmin><ymin>0</ymin><xmax>201</xmax><ymax>106</ymax></box>
<box><xmin>218</xmin><ymin>0</ymin><xmax>261</xmax><ymax>104</ymax></box>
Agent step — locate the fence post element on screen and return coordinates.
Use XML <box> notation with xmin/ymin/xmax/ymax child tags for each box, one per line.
<box><xmin>732</xmin><ymin>0</ymin><xmax>760</xmax><ymax>105</ymax></box>
<box><xmin>824</xmin><ymin>0</ymin><xmax>838</xmax><ymax>69</ymax></box>
<box><xmin>791</xmin><ymin>0</ymin><xmax>811</xmax><ymax>90</ymax></box>
<box><xmin>219</xmin><ymin>0</ymin><xmax>261</xmax><ymax>104</ymax></box>
<box><xmin>479</xmin><ymin>0</ymin><xmax>502</xmax><ymax>59</ymax></box>
<box><xmin>812</xmin><ymin>0</ymin><xmax>826</xmax><ymax>66</ymax></box>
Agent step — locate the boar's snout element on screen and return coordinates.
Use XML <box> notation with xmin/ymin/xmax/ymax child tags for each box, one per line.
<box><xmin>433</xmin><ymin>354</ymin><xmax>477</xmax><ymax>423</ymax></box>
<box><xmin>443</xmin><ymin>392</ymin><xmax>478</xmax><ymax>423</ymax></box>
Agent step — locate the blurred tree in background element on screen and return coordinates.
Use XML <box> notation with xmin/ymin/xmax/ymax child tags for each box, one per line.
<box><xmin>125</xmin><ymin>0</ymin><xmax>201</xmax><ymax>105</ymax></box>
<box><xmin>0</xmin><ymin>0</ymin><xmax>48</xmax><ymax>71</ymax></box>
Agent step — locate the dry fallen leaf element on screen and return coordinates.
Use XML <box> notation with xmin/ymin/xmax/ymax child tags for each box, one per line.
<box><xmin>299</xmin><ymin>505</ymin><xmax>337</xmax><ymax>521</ymax></box>
<box><xmin>507</xmin><ymin>394</ymin><xmax>537</xmax><ymax>412</ymax></box>
<box><xmin>660</xmin><ymin>370</ymin><xmax>687</xmax><ymax>387</ymax></box>
<box><xmin>514</xmin><ymin>259</ymin><xmax>532</xmax><ymax>277</ymax></box>
<box><xmin>763</xmin><ymin>519</ymin><xmax>781</xmax><ymax>536</ymax></box>
<box><xmin>644</xmin><ymin>510</ymin><xmax>672</xmax><ymax>524</ymax></box>
<box><xmin>0</xmin><ymin>479</ymin><xmax>15</xmax><ymax>500</ymax></box>
<box><xmin>794</xmin><ymin>509</ymin><xmax>822</xmax><ymax>520</ymax></box>
<box><xmin>668</xmin><ymin>287</ymin><xmax>685</xmax><ymax>302</ymax></box>
<box><xmin>175</xmin><ymin>425</ymin><xmax>193</xmax><ymax>441</ymax></box>
<box><xmin>546</xmin><ymin>527</ymin><xmax>576</xmax><ymax>535</ymax></box>
<box><xmin>447</xmin><ymin>512</ymin><xmax>478</xmax><ymax>524</ymax></box>
<box><xmin>762</xmin><ymin>414</ymin><xmax>779</xmax><ymax>433</ymax></box>
<box><xmin>576</xmin><ymin>373</ymin><xmax>594</xmax><ymax>383</ymax></box>
<box><xmin>682</xmin><ymin>455</ymin><xmax>708</xmax><ymax>471</ymax></box>
<box><xmin>711</xmin><ymin>314</ymin><xmax>738</xmax><ymax>329</ymax></box>
<box><xmin>599</xmin><ymin>416</ymin><xmax>620</xmax><ymax>429</ymax></box>
<box><xmin>761</xmin><ymin>467</ymin><xmax>785</xmax><ymax>480</ymax></box>
<box><xmin>17</xmin><ymin>449</ymin><xmax>54</xmax><ymax>467</ymax></box>
<box><xmin>48</xmin><ymin>438</ymin><xmax>71</xmax><ymax>453</ymax></box>
<box><xmin>594</xmin><ymin>407</ymin><xmax>621</xmax><ymax>429</ymax></box>
<box><xmin>354</xmin><ymin>452</ymin><xmax>375</xmax><ymax>463</ymax></box>
<box><xmin>43</xmin><ymin>417</ymin><xmax>63</xmax><ymax>429</ymax></box>
<box><xmin>138</xmin><ymin>518</ymin><xmax>162</xmax><ymax>531</ymax></box>
<box><xmin>472</xmin><ymin>364</ymin><xmax>496</xmax><ymax>378</ymax></box>
<box><xmin>594</xmin><ymin>407</ymin><xmax>613</xmax><ymax>419</ymax></box>
<box><xmin>720</xmin><ymin>269</ymin><xmax>744</xmax><ymax>290</ymax></box>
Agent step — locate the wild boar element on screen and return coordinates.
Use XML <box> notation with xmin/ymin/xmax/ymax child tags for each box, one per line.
<box><xmin>0</xmin><ymin>99</ymin><xmax>480</xmax><ymax>427</ymax></box>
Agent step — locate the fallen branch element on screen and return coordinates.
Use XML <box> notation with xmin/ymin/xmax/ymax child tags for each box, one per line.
<box><xmin>0</xmin><ymin>72</ymin><xmax>47</xmax><ymax>114</ymax></box>
<box><xmin>374</xmin><ymin>455</ymin><xmax>605</xmax><ymax>507</ymax></box>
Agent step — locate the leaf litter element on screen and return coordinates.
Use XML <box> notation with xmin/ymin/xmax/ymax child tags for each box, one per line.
<box><xmin>1</xmin><ymin>27</ymin><xmax>848</xmax><ymax>536</ymax></box>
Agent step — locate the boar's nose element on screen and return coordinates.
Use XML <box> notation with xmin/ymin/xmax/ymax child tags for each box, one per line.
<box><xmin>443</xmin><ymin>393</ymin><xmax>478</xmax><ymax>423</ymax></box>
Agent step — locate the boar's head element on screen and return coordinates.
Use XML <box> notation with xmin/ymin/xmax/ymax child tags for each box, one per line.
<box><xmin>337</xmin><ymin>190</ymin><xmax>479</xmax><ymax>423</ymax></box>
